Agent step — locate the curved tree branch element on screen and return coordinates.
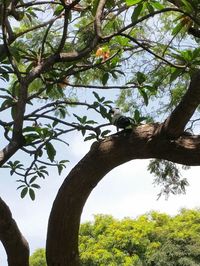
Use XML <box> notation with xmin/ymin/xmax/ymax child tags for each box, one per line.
<box><xmin>159</xmin><ymin>69</ymin><xmax>200</xmax><ymax>137</ymax></box>
<box><xmin>0</xmin><ymin>197</ymin><xmax>29</xmax><ymax>266</ymax></box>
<box><xmin>46</xmin><ymin>124</ymin><xmax>200</xmax><ymax>265</ymax></box>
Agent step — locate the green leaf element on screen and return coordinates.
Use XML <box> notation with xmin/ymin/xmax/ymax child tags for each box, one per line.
<box><xmin>52</xmin><ymin>120</ymin><xmax>59</xmax><ymax>127</ymax></box>
<box><xmin>126</xmin><ymin>0</ymin><xmax>143</xmax><ymax>6</ymax></box>
<box><xmin>147</xmin><ymin>3</ymin><xmax>154</xmax><ymax>13</ymax></box>
<box><xmin>84</xmin><ymin>133</ymin><xmax>97</xmax><ymax>141</ymax></box>
<box><xmin>31</xmin><ymin>184</ymin><xmax>41</xmax><ymax>189</ymax></box>
<box><xmin>81</xmin><ymin>129</ymin><xmax>86</xmax><ymax>136</ymax></box>
<box><xmin>29</xmin><ymin>188</ymin><xmax>35</xmax><ymax>201</ymax></box>
<box><xmin>21</xmin><ymin>187</ymin><xmax>28</xmax><ymax>198</ymax></box>
<box><xmin>101</xmin><ymin>130</ymin><xmax>111</xmax><ymax>138</ymax></box>
<box><xmin>172</xmin><ymin>21</ymin><xmax>185</xmax><ymax>35</ymax></box>
<box><xmin>134</xmin><ymin>109</ymin><xmax>140</xmax><ymax>122</ymax></box>
<box><xmin>131</xmin><ymin>4</ymin><xmax>143</xmax><ymax>22</ymax></box>
<box><xmin>46</xmin><ymin>142</ymin><xmax>56</xmax><ymax>162</ymax></box>
<box><xmin>57</xmin><ymin>106</ymin><xmax>66</xmax><ymax>119</ymax></box>
<box><xmin>54</xmin><ymin>5</ymin><xmax>64</xmax><ymax>16</ymax></box>
<box><xmin>17</xmin><ymin>184</ymin><xmax>26</xmax><ymax>190</ymax></box>
<box><xmin>100</xmin><ymin>105</ymin><xmax>108</xmax><ymax>118</ymax></box>
<box><xmin>93</xmin><ymin>91</ymin><xmax>101</xmax><ymax>102</ymax></box>
<box><xmin>9</xmin><ymin>46</ymin><xmax>21</xmax><ymax>62</ymax></box>
<box><xmin>136</xmin><ymin>71</ymin><xmax>146</xmax><ymax>84</ymax></box>
<box><xmin>24</xmin><ymin>133</ymin><xmax>40</xmax><ymax>144</ymax></box>
<box><xmin>85</xmin><ymin>120</ymin><xmax>97</xmax><ymax>125</ymax></box>
<box><xmin>91</xmin><ymin>0</ymin><xmax>99</xmax><ymax>15</ymax></box>
<box><xmin>82</xmin><ymin>116</ymin><xmax>87</xmax><ymax>124</ymax></box>
<box><xmin>91</xmin><ymin>101</ymin><xmax>100</xmax><ymax>108</ymax></box>
<box><xmin>29</xmin><ymin>176</ymin><xmax>37</xmax><ymax>184</ymax></box>
<box><xmin>110</xmin><ymin>71</ymin><xmax>118</xmax><ymax>79</ymax></box>
<box><xmin>150</xmin><ymin>1</ymin><xmax>164</xmax><ymax>10</ymax></box>
<box><xmin>143</xmin><ymin>85</ymin><xmax>157</xmax><ymax>94</ymax></box>
<box><xmin>102</xmin><ymin>72</ymin><xmax>109</xmax><ymax>85</ymax></box>
<box><xmin>73</xmin><ymin>113</ymin><xmax>83</xmax><ymax>123</ymax></box>
<box><xmin>1</xmin><ymin>97</ymin><xmax>14</xmax><ymax>109</ymax></box>
<box><xmin>60</xmin><ymin>160</ymin><xmax>69</xmax><ymax>164</ymax></box>
<box><xmin>105</xmin><ymin>0</ymin><xmax>115</xmax><ymax>8</ymax></box>
<box><xmin>57</xmin><ymin>164</ymin><xmax>63</xmax><ymax>175</ymax></box>
<box><xmin>192</xmin><ymin>47</ymin><xmax>200</xmax><ymax>58</ymax></box>
<box><xmin>170</xmin><ymin>69</ymin><xmax>183</xmax><ymax>82</ymax></box>
<box><xmin>181</xmin><ymin>0</ymin><xmax>193</xmax><ymax>12</ymax></box>
<box><xmin>23</xmin><ymin>126</ymin><xmax>37</xmax><ymax>133</ymax></box>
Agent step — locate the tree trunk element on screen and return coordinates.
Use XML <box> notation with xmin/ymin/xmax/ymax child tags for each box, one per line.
<box><xmin>46</xmin><ymin>124</ymin><xmax>200</xmax><ymax>265</ymax></box>
<box><xmin>0</xmin><ymin>197</ymin><xmax>29</xmax><ymax>266</ymax></box>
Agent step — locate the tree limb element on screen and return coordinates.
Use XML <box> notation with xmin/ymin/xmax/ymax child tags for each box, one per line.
<box><xmin>94</xmin><ymin>0</ymin><xmax>107</xmax><ymax>39</ymax></box>
<box><xmin>0</xmin><ymin>196</ymin><xmax>29</xmax><ymax>266</ymax></box>
<box><xmin>159</xmin><ymin>69</ymin><xmax>200</xmax><ymax>137</ymax></box>
<box><xmin>0</xmin><ymin>141</ymin><xmax>22</xmax><ymax>166</ymax></box>
<box><xmin>46</xmin><ymin>124</ymin><xmax>200</xmax><ymax>265</ymax></box>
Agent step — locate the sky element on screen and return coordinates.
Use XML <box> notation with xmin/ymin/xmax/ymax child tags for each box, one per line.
<box><xmin>1</xmin><ymin>131</ymin><xmax>200</xmax><ymax>265</ymax></box>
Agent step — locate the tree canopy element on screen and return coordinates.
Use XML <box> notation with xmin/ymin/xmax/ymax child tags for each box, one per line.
<box><xmin>30</xmin><ymin>209</ymin><xmax>200</xmax><ymax>266</ymax></box>
<box><xmin>1</xmin><ymin>0</ymin><xmax>200</xmax><ymax>265</ymax></box>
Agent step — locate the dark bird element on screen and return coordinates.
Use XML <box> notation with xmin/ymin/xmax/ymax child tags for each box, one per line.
<box><xmin>109</xmin><ymin>108</ymin><xmax>134</xmax><ymax>131</ymax></box>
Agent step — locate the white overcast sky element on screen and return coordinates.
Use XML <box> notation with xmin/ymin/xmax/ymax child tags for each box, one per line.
<box><xmin>1</xmin><ymin>131</ymin><xmax>200</xmax><ymax>265</ymax></box>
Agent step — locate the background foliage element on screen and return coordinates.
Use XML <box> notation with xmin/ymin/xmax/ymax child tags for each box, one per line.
<box><xmin>30</xmin><ymin>209</ymin><xmax>200</xmax><ymax>266</ymax></box>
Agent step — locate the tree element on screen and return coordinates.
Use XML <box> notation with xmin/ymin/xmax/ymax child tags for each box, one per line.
<box><xmin>0</xmin><ymin>0</ymin><xmax>200</xmax><ymax>265</ymax></box>
<box><xmin>30</xmin><ymin>249</ymin><xmax>46</xmax><ymax>266</ymax></box>
<box><xmin>30</xmin><ymin>209</ymin><xmax>200</xmax><ymax>265</ymax></box>
<box><xmin>79</xmin><ymin>210</ymin><xmax>200</xmax><ymax>266</ymax></box>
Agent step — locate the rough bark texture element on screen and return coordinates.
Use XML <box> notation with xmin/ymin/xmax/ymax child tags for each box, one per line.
<box><xmin>161</xmin><ymin>70</ymin><xmax>200</xmax><ymax>137</ymax></box>
<box><xmin>46</xmin><ymin>124</ymin><xmax>200</xmax><ymax>265</ymax></box>
<box><xmin>0</xmin><ymin>197</ymin><xmax>29</xmax><ymax>266</ymax></box>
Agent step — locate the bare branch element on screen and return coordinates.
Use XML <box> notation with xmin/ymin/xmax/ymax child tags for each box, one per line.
<box><xmin>56</xmin><ymin>0</ymin><xmax>70</xmax><ymax>54</ymax></box>
<box><xmin>15</xmin><ymin>15</ymin><xmax>63</xmax><ymax>40</ymax></box>
<box><xmin>94</xmin><ymin>0</ymin><xmax>107</xmax><ymax>38</ymax></box>
<box><xmin>120</xmin><ymin>33</ymin><xmax>186</xmax><ymax>69</ymax></box>
<box><xmin>66</xmin><ymin>83</ymin><xmax>138</xmax><ymax>90</ymax></box>
<box><xmin>103</xmin><ymin>8</ymin><xmax>192</xmax><ymax>41</ymax></box>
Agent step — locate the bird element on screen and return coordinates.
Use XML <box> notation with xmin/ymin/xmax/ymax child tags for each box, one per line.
<box><xmin>109</xmin><ymin>108</ymin><xmax>134</xmax><ymax>131</ymax></box>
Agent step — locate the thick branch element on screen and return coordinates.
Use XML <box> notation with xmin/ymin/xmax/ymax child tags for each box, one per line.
<box><xmin>1</xmin><ymin>1</ymin><xmax>21</xmax><ymax>80</ymax></box>
<box><xmin>0</xmin><ymin>197</ymin><xmax>29</xmax><ymax>266</ymax></box>
<box><xmin>161</xmin><ymin>70</ymin><xmax>200</xmax><ymax>137</ymax></box>
<box><xmin>0</xmin><ymin>140</ymin><xmax>23</xmax><ymax>167</ymax></box>
<box><xmin>46</xmin><ymin>124</ymin><xmax>200</xmax><ymax>265</ymax></box>
<box><xmin>0</xmin><ymin>82</ymin><xmax>28</xmax><ymax>165</ymax></box>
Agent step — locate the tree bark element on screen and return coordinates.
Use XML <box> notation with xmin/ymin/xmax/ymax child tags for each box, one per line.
<box><xmin>46</xmin><ymin>124</ymin><xmax>200</xmax><ymax>265</ymax></box>
<box><xmin>160</xmin><ymin>70</ymin><xmax>200</xmax><ymax>137</ymax></box>
<box><xmin>0</xmin><ymin>197</ymin><xmax>29</xmax><ymax>266</ymax></box>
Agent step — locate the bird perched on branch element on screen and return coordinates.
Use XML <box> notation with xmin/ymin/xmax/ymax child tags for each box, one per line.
<box><xmin>109</xmin><ymin>108</ymin><xmax>135</xmax><ymax>131</ymax></box>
